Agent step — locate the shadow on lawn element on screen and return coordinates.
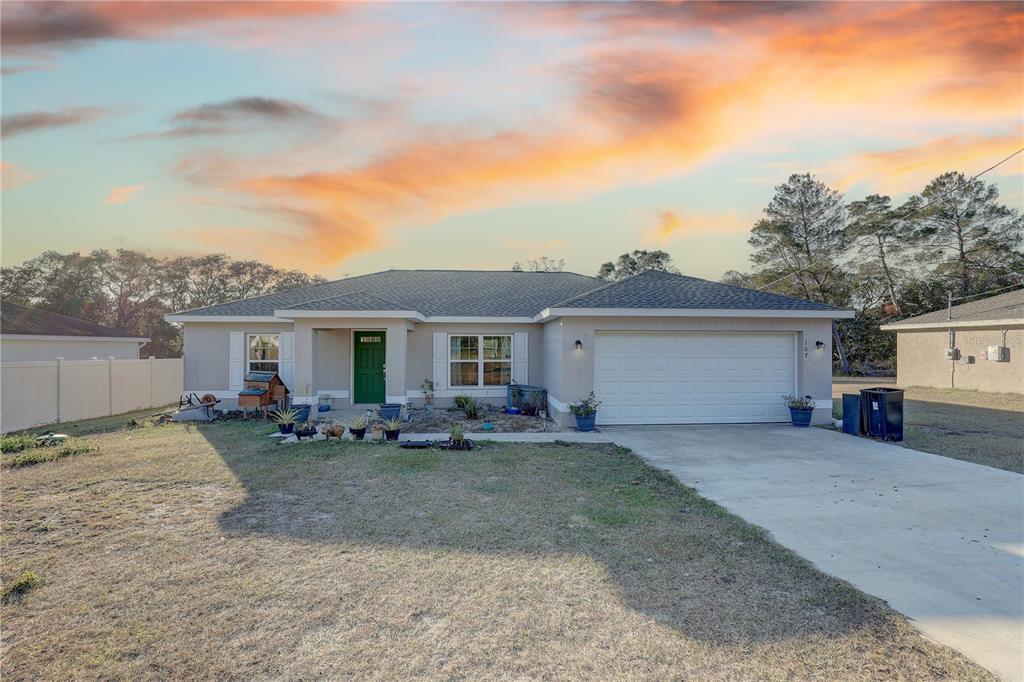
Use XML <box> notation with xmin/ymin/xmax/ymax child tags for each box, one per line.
<box><xmin>201</xmin><ymin>421</ymin><xmax>898</xmax><ymax>647</ymax></box>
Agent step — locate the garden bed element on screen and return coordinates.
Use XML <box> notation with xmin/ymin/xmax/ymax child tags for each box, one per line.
<box><xmin>405</xmin><ymin>407</ymin><xmax>559</xmax><ymax>433</ymax></box>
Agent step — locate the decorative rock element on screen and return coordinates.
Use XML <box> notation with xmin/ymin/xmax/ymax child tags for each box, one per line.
<box><xmin>311</xmin><ymin>432</ymin><xmax>327</xmax><ymax>441</ymax></box>
<box><xmin>280</xmin><ymin>435</ymin><xmax>299</xmax><ymax>445</ymax></box>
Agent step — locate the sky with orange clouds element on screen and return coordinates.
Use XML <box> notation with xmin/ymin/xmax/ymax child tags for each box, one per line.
<box><xmin>2</xmin><ymin>1</ymin><xmax>1021</xmax><ymax>280</ymax></box>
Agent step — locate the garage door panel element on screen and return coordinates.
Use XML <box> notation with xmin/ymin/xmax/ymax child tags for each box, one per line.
<box><xmin>595</xmin><ymin>333</ymin><xmax>796</xmax><ymax>425</ymax></box>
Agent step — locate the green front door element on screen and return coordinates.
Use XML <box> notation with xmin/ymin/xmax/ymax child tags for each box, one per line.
<box><xmin>353</xmin><ymin>331</ymin><xmax>386</xmax><ymax>404</ymax></box>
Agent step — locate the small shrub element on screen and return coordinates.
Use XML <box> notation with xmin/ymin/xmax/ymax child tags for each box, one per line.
<box><xmin>461</xmin><ymin>397</ymin><xmax>481</xmax><ymax>419</ymax></box>
<box><xmin>2</xmin><ymin>571</ymin><xmax>41</xmax><ymax>603</ymax></box>
<box><xmin>449</xmin><ymin>422</ymin><xmax>465</xmax><ymax>444</ymax></box>
<box><xmin>0</xmin><ymin>435</ymin><xmax>37</xmax><ymax>453</ymax></box>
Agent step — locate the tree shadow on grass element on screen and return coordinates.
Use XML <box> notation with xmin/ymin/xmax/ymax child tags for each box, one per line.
<box><xmin>901</xmin><ymin>400</ymin><xmax>1024</xmax><ymax>473</ymax></box>
<box><xmin>197</xmin><ymin>421</ymin><xmax>918</xmax><ymax>652</ymax></box>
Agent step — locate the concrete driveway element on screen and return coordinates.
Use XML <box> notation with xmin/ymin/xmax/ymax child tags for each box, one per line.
<box><xmin>607</xmin><ymin>425</ymin><xmax>1024</xmax><ymax>681</ymax></box>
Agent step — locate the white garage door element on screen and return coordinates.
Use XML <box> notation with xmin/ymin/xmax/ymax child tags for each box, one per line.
<box><xmin>594</xmin><ymin>332</ymin><xmax>796</xmax><ymax>425</ymax></box>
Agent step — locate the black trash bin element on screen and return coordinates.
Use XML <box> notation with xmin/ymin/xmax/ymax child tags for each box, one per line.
<box><xmin>841</xmin><ymin>393</ymin><xmax>862</xmax><ymax>435</ymax></box>
<box><xmin>859</xmin><ymin>387</ymin><xmax>904</xmax><ymax>441</ymax></box>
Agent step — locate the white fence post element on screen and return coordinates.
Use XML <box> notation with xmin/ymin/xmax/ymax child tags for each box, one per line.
<box><xmin>108</xmin><ymin>356</ymin><xmax>115</xmax><ymax>417</ymax></box>
<box><xmin>56</xmin><ymin>357</ymin><xmax>64</xmax><ymax>424</ymax></box>
<box><xmin>149</xmin><ymin>356</ymin><xmax>155</xmax><ymax>407</ymax></box>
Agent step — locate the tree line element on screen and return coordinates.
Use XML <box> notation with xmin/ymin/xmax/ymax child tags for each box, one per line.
<box><xmin>514</xmin><ymin>170</ymin><xmax>1022</xmax><ymax>374</ymax></box>
<box><xmin>725</xmin><ymin>170</ymin><xmax>1021</xmax><ymax>374</ymax></box>
<box><xmin>1</xmin><ymin>251</ymin><xmax>325</xmax><ymax>357</ymax></box>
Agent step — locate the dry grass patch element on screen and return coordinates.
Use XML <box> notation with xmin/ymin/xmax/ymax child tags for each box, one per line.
<box><xmin>1</xmin><ymin>419</ymin><xmax>993</xmax><ymax>680</ymax></box>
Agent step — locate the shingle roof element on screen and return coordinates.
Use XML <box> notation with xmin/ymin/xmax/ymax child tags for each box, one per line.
<box><xmin>168</xmin><ymin>268</ymin><xmax>846</xmax><ymax>319</ymax></box>
<box><xmin>549</xmin><ymin>269</ymin><xmax>841</xmax><ymax>311</ymax></box>
<box><xmin>1</xmin><ymin>303</ymin><xmax>142</xmax><ymax>338</ymax></box>
<box><xmin>883</xmin><ymin>288</ymin><xmax>1024</xmax><ymax>328</ymax></box>
<box><xmin>171</xmin><ymin>270</ymin><xmax>604</xmax><ymax>318</ymax></box>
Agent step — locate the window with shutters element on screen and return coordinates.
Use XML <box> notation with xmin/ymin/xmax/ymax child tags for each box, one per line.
<box><xmin>247</xmin><ymin>334</ymin><xmax>280</xmax><ymax>373</ymax></box>
<box><xmin>449</xmin><ymin>334</ymin><xmax>512</xmax><ymax>387</ymax></box>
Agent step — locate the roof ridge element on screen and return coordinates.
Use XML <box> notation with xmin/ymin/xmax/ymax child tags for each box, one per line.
<box><xmin>545</xmin><ymin>269</ymin><xmax>688</xmax><ymax>308</ymax></box>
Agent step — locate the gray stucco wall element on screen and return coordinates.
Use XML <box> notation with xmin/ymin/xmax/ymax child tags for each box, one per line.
<box><xmin>545</xmin><ymin>316</ymin><xmax>835</xmax><ymax>426</ymax></box>
<box><xmin>313</xmin><ymin>329</ymin><xmax>350</xmax><ymax>394</ymax></box>
<box><xmin>895</xmin><ymin>326</ymin><xmax>1022</xmax><ymax>393</ymax></box>
<box><xmin>1</xmin><ymin>338</ymin><xmax>142</xmax><ymax>361</ymax></box>
<box><xmin>182</xmin><ymin>322</ymin><xmax>294</xmax><ymax>392</ymax></box>
<box><xmin>406</xmin><ymin>323</ymin><xmax>545</xmax><ymax>406</ymax></box>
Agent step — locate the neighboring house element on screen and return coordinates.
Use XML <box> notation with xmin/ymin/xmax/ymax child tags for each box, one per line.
<box><xmin>881</xmin><ymin>288</ymin><xmax>1023</xmax><ymax>393</ymax></box>
<box><xmin>1</xmin><ymin>303</ymin><xmax>149</xmax><ymax>361</ymax></box>
<box><xmin>165</xmin><ymin>269</ymin><xmax>852</xmax><ymax>427</ymax></box>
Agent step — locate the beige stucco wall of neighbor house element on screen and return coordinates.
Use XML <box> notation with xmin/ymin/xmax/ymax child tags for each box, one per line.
<box><xmin>182</xmin><ymin>322</ymin><xmax>294</xmax><ymax>394</ymax></box>
<box><xmin>895</xmin><ymin>326</ymin><xmax>1023</xmax><ymax>393</ymax></box>
<box><xmin>1</xmin><ymin>337</ymin><xmax>143</xmax><ymax>361</ymax></box>
<box><xmin>544</xmin><ymin>316</ymin><xmax>835</xmax><ymax>427</ymax></box>
<box><xmin>405</xmin><ymin>323</ymin><xmax>545</xmax><ymax>407</ymax></box>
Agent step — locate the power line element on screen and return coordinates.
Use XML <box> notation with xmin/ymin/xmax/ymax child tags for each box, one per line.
<box><xmin>950</xmin><ymin>280</ymin><xmax>1023</xmax><ymax>303</ymax></box>
<box><xmin>755</xmin><ymin>146</ymin><xmax>1024</xmax><ymax>292</ymax></box>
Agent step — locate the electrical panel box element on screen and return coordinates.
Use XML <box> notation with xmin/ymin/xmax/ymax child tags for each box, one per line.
<box><xmin>987</xmin><ymin>345</ymin><xmax>1010</xmax><ymax>362</ymax></box>
<box><xmin>944</xmin><ymin>347</ymin><xmax>960</xmax><ymax>361</ymax></box>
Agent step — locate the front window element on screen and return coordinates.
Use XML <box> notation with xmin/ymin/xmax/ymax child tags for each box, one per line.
<box><xmin>248</xmin><ymin>334</ymin><xmax>279</xmax><ymax>373</ymax></box>
<box><xmin>450</xmin><ymin>335</ymin><xmax>512</xmax><ymax>387</ymax></box>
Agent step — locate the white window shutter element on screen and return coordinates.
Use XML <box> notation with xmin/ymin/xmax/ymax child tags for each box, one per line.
<box><xmin>432</xmin><ymin>333</ymin><xmax>447</xmax><ymax>390</ymax></box>
<box><xmin>279</xmin><ymin>332</ymin><xmax>294</xmax><ymax>388</ymax></box>
<box><xmin>513</xmin><ymin>333</ymin><xmax>528</xmax><ymax>384</ymax></box>
<box><xmin>229</xmin><ymin>332</ymin><xmax>245</xmax><ymax>390</ymax></box>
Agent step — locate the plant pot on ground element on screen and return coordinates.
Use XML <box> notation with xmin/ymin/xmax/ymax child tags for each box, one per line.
<box><xmin>349</xmin><ymin>415</ymin><xmax>368</xmax><ymax>440</ymax></box>
<box><xmin>383</xmin><ymin>417</ymin><xmax>402</xmax><ymax>441</ymax></box>
<box><xmin>569</xmin><ymin>392</ymin><xmax>601</xmax><ymax>432</ymax></box>
<box><xmin>270</xmin><ymin>408</ymin><xmax>299</xmax><ymax>434</ymax></box>
<box><xmin>447</xmin><ymin>422</ymin><xmax>473</xmax><ymax>450</ymax></box>
<box><xmin>783</xmin><ymin>394</ymin><xmax>816</xmax><ymax>427</ymax></box>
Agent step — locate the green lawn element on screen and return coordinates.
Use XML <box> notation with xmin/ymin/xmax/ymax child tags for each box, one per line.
<box><xmin>833</xmin><ymin>379</ymin><xmax>1024</xmax><ymax>473</ymax></box>
<box><xmin>1</xmin><ymin>418</ymin><xmax>992</xmax><ymax>680</ymax></box>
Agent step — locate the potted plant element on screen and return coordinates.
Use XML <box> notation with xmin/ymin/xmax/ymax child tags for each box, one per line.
<box><xmin>448</xmin><ymin>422</ymin><xmax>472</xmax><ymax>450</ymax></box>
<box><xmin>421</xmin><ymin>378</ymin><xmax>435</xmax><ymax>412</ymax></box>
<box><xmin>569</xmin><ymin>392</ymin><xmax>601</xmax><ymax>432</ymax></box>
<box><xmin>783</xmin><ymin>394</ymin><xmax>816</xmax><ymax>427</ymax></box>
<box><xmin>349</xmin><ymin>415</ymin><xmax>368</xmax><ymax>440</ymax></box>
<box><xmin>379</xmin><ymin>403</ymin><xmax>402</xmax><ymax>420</ymax></box>
<box><xmin>382</xmin><ymin>417</ymin><xmax>402</xmax><ymax>441</ymax></box>
<box><xmin>270</xmin><ymin>408</ymin><xmax>299</xmax><ymax>434</ymax></box>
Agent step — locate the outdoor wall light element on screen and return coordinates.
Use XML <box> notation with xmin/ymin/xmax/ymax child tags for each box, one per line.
<box><xmin>815</xmin><ymin>340</ymin><xmax>825</xmax><ymax>350</ymax></box>
<box><xmin>574</xmin><ymin>339</ymin><xmax>583</xmax><ymax>351</ymax></box>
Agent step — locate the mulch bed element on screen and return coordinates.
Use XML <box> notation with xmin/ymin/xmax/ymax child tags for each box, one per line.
<box><xmin>405</xmin><ymin>407</ymin><xmax>559</xmax><ymax>433</ymax></box>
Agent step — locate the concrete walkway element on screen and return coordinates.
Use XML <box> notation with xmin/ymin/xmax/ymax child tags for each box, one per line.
<box><xmin>603</xmin><ymin>425</ymin><xmax>1024</xmax><ymax>681</ymax></box>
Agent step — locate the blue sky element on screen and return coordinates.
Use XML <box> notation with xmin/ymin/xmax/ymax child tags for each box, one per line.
<box><xmin>2</xmin><ymin>2</ymin><xmax>1021</xmax><ymax>279</ymax></box>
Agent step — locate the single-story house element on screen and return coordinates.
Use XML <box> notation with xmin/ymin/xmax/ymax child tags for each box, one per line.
<box><xmin>165</xmin><ymin>269</ymin><xmax>853</xmax><ymax>427</ymax></box>
<box><xmin>1</xmin><ymin>303</ymin><xmax>149</xmax><ymax>361</ymax></box>
<box><xmin>880</xmin><ymin>288</ymin><xmax>1023</xmax><ymax>393</ymax></box>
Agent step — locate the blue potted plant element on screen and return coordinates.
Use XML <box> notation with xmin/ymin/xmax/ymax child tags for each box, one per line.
<box><xmin>569</xmin><ymin>392</ymin><xmax>601</xmax><ymax>432</ymax></box>
<box><xmin>783</xmin><ymin>394</ymin><xmax>816</xmax><ymax>427</ymax></box>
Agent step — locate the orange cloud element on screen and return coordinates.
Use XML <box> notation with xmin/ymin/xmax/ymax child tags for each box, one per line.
<box><xmin>652</xmin><ymin>210</ymin><xmax>747</xmax><ymax>241</ymax></box>
<box><xmin>0</xmin><ymin>161</ymin><xmax>36</xmax><ymax>190</ymax></box>
<box><xmin>174</xmin><ymin>2</ymin><xmax>1023</xmax><ymax>268</ymax></box>
<box><xmin>102</xmin><ymin>184</ymin><xmax>145</xmax><ymax>205</ymax></box>
<box><xmin>833</xmin><ymin>132</ymin><xmax>1024</xmax><ymax>194</ymax></box>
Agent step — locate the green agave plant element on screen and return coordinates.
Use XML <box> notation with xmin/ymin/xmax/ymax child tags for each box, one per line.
<box><xmin>270</xmin><ymin>408</ymin><xmax>299</xmax><ymax>426</ymax></box>
<box><xmin>382</xmin><ymin>417</ymin><xmax>403</xmax><ymax>432</ymax></box>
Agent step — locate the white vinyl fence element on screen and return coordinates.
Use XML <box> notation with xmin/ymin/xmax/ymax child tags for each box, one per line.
<box><xmin>1</xmin><ymin>357</ymin><xmax>183</xmax><ymax>433</ymax></box>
